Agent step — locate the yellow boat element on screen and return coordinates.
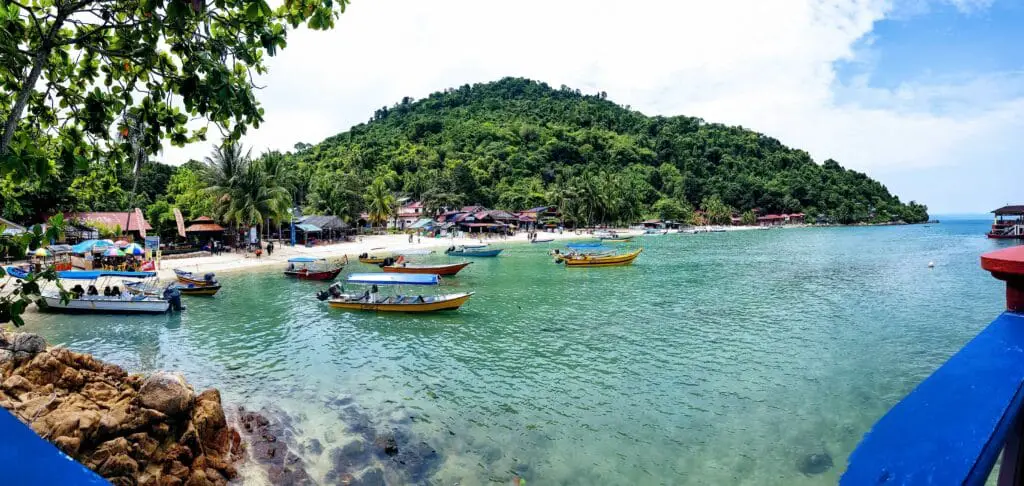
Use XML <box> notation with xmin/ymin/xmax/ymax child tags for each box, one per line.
<box><xmin>357</xmin><ymin>250</ymin><xmax>391</xmax><ymax>264</ymax></box>
<box><xmin>602</xmin><ymin>237</ymin><xmax>634</xmax><ymax>243</ymax></box>
<box><xmin>563</xmin><ymin>248</ymin><xmax>642</xmax><ymax>267</ymax></box>
<box><xmin>320</xmin><ymin>273</ymin><xmax>473</xmax><ymax>313</ymax></box>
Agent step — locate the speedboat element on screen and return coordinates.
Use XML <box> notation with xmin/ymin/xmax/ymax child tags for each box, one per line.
<box><xmin>319</xmin><ymin>273</ymin><xmax>473</xmax><ymax>313</ymax></box>
<box><xmin>40</xmin><ymin>270</ymin><xmax>181</xmax><ymax>313</ymax></box>
<box><xmin>380</xmin><ymin>256</ymin><xmax>471</xmax><ymax>276</ymax></box>
<box><xmin>445</xmin><ymin>246</ymin><xmax>503</xmax><ymax>257</ymax></box>
<box><xmin>174</xmin><ymin>268</ymin><xmax>218</xmax><ymax>287</ymax></box>
<box><xmin>284</xmin><ymin>257</ymin><xmax>345</xmax><ymax>281</ymax></box>
<box><xmin>560</xmin><ymin>249</ymin><xmax>642</xmax><ymax>268</ymax></box>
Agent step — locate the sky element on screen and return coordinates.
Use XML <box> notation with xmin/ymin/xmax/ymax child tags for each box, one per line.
<box><xmin>163</xmin><ymin>0</ymin><xmax>1024</xmax><ymax>214</ymax></box>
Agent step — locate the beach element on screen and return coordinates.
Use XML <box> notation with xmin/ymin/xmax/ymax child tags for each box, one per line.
<box><xmin>155</xmin><ymin>230</ymin><xmax>615</xmax><ymax>279</ymax></box>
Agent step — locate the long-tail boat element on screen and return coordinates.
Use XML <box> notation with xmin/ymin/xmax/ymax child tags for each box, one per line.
<box><xmin>380</xmin><ymin>256</ymin><xmax>471</xmax><ymax>276</ymax></box>
<box><xmin>320</xmin><ymin>273</ymin><xmax>473</xmax><ymax>313</ymax></box>
<box><xmin>445</xmin><ymin>246</ymin><xmax>503</xmax><ymax>257</ymax></box>
<box><xmin>358</xmin><ymin>248</ymin><xmax>391</xmax><ymax>264</ymax></box>
<box><xmin>174</xmin><ymin>268</ymin><xmax>218</xmax><ymax>287</ymax></box>
<box><xmin>562</xmin><ymin>248</ymin><xmax>642</xmax><ymax>267</ymax></box>
<box><xmin>284</xmin><ymin>257</ymin><xmax>344</xmax><ymax>281</ymax></box>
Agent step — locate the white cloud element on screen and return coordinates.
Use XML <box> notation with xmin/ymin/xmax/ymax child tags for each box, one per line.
<box><xmin>161</xmin><ymin>0</ymin><xmax>1022</xmax><ymax>213</ymax></box>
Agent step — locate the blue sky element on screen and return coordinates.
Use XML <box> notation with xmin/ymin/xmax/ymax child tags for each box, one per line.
<box><xmin>164</xmin><ymin>0</ymin><xmax>1023</xmax><ymax>214</ymax></box>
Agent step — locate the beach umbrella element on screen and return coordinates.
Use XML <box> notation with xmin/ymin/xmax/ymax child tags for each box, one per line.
<box><xmin>103</xmin><ymin>247</ymin><xmax>125</xmax><ymax>257</ymax></box>
<box><xmin>124</xmin><ymin>243</ymin><xmax>144</xmax><ymax>256</ymax></box>
<box><xmin>114</xmin><ymin>239</ymin><xmax>130</xmax><ymax>247</ymax></box>
<box><xmin>33</xmin><ymin>248</ymin><xmax>50</xmax><ymax>258</ymax></box>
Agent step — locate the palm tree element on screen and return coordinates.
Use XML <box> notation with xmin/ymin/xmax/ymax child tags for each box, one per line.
<box><xmin>203</xmin><ymin>143</ymin><xmax>251</xmax><ymax>221</ymax></box>
<box><xmin>203</xmin><ymin>144</ymin><xmax>291</xmax><ymax>239</ymax></box>
<box><xmin>364</xmin><ymin>178</ymin><xmax>396</xmax><ymax>231</ymax></box>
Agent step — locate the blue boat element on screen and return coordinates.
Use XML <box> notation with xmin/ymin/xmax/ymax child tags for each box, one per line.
<box><xmin>566</xmin><ymin>242</ymin><xmax>606</xmax><ymax>249</ymax></box>
<box><xmin>445</xmin><ymin>247</ymin><xmax>503</xmax><ymax>257</ymax></box>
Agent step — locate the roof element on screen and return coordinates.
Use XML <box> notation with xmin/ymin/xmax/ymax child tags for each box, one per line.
<box><xmin>526</xmin><ymin>206</ymin><xmax>553</xmax><ymax>213</ymax></box>
<box><xmin>69</xmin><ymin>211</ymin><xmax>152</xmax><ymax>232</ymax></box>
<box><xmin>994</xmin><ymin>205</ymin><xmax>1024</xmax><ymax>215</ymax></box>
<box><xmin>642</xmin><ymin>219</ymin><xmax>662</xmax><ymax>224</ymax></box>
<box><xmin>299</xmin><ymin>215</ymin><xmax>350</xmax><ymax>230</ymax></box>
<box><xmin>402</xmin><ymin>201</ymin><xmax>424</xmax><ymax>209</ymax></box>
<box><xmin>518</xmin><ymin>214</ymin><xmax>535</xmax><ymax>222</ymax></box>
<box><xmin>57</xmin><ymin>270</ymin><xmax>157</xmax><ymax>280</ymax></box>
<box><xmin>409</xmin><ymin>218</ymin><xmax>435</xmax><ymax>229</ymax></box>
<box><xmin>487</xmin><ymin>210</ymin><xmax>517</xmax><ymax>220</ymax></box>
<box><xmin>346</xmin><ymin>273</ymin><xmax>439</xmax><ymax>285</ymax></box>
<box><xmin>288</xmin><ymin>257</ymin><xmax>323</xmax><ymax>263</ymax></box>
<box><xmin>295</xmin><ymin>223</ymin><xmax>322</xmax><ymax>232</ymax></box>
<box><xmin>398</xmin><ymin>212</ymin><xmax>420</xmax><ymax>219</ymax></box>
<box><xmin>190</xmin><ymin>216</ymin><xmax>214</xmax><ymax>223</ymax></box>
<box><xmin>462</xmin><ymin>222</ymin><xmax>505</xmax><ymax>227</ymax></box>
<box><xmin>70</xmin><ymin>239</ymin><xmax>115</xmax><ymax>254</ymax></box>
<box><xmin>0</xmin><ymin>216</ymin><xmax>25</xmax><ymax>235</ymax></box>
<box><xmin>185</xmin><ymin>222</ymin><xmax>226</xmax><ymax>233</ymax></box>
<box><xmin>461</xmin><ymin>205</ymin><xmax>485</xmax><ymax>213</ymax></box>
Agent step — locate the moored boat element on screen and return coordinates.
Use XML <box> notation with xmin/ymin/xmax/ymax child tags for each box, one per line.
<box><xmin>319</xmin><ymin>273</ymin><xmax>473</xmax><ymax>313</ymax></box>
<box><xmin>174</xmin><ymin>268</ymin><xmax>218</xmax><ymax>287</ymax></box>
<box><xmin>445</xmin><ymin>246</ymin><xmax>503</xmax><ymax>257</ymax></box>
<box><xmin>285</xmin><ymin>257</ymin><xmax>345</xmax><ymax>281</ymax></box>
<box><xmin>40</xmin><ymin>270</ymin><xmax>181</xmax><ymax>314</ymax></box>
<box><xmin>531</xmin><ymin>237</ymin><xmax>555</xmax><ymax>243</ymax></box>
<box><xmin>381</xmin><ymin>256</ymin><xmax>472</xmax><ymax>276</ymax></box>
<box><xmin>561</xmin><ymin>248</ymin><xmax>642</xmax><ymax>267</ymax></box>
<box><xmin>358</xmin><ymin>252</ymin><xmax>391</xmax><ymax>264</ymax></box>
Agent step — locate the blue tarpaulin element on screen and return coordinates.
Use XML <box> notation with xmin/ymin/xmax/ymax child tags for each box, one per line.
<box><xmin>57</xmin><ymin>270</ymin><xmax>157</xmax><ymax>280</ymax></box>
<box><xmin>346</xmin><ymin>273</ymin><xmax>439</xmax><ymax>285</ymax></box>
<box><xmin>70</xmin><ymin>239</ymin><xmax>114</xmax><ymax>254</ymax></box>
<box><xmin>287</xmin><ymin>257</ymin><xmax>322</xmax><ymax>263</ymax></box>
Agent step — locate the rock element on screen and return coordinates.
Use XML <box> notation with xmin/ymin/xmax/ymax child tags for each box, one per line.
<box><xmin>352</xmin><ymin>467</ymin><xmax>386</xmax><ymax>486</ymax></box>
<box><xmin>374</xmin><ymin>433</ymin><xmax>399</xmax><ymax>457</ymax></box>
<box><xmin>139</xmin><ymin>372</ymin><xmax>193</xmax><ymax>416</ymax></box>
<box><xmin>54</xmin><ymin>435</ymin><xmax>82</xmax><ymax>455</ymax></box>
<box><xmin>98</xmin><ymin>453</ymin><xmax>139</xmax><ymax>478</ymax></box>
<box><xmin>0</xmin><ymin>349</ymin><xmax>13</xmax><ymax>364</ymax></box>
<box><xmin>305</xmin><ymin>438</ymin><xmax>323</xmax><ymax>456</ymax></box>
<box><xmin>2</xmin><ymin>374</ymin><xmax>32</xmax><ymax>394</ymax></box>
<box><xmin>797</xmin><ymin>452</ymin><xmax>834</xmax><ymax>475</ymax></box>
<box><xmin>11</xmin><ymin>333</ymin><xmax>46</xmax><ymax>355</ymax></box>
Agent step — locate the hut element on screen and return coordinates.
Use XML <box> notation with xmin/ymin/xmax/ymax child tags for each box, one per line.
<box><xmin>184</xmin><ymin>216</ymin><xmax>227</xmax><ymax>248</ymax></box>
<box><xmin>68</xmin><ymin>211</ymin><xmax>151</xmax><ymax>240</ymax></box>
<box><xmin>298</xmin><ymin>215</ymin><xmax>352</xmax><ymax>242</ymax></box>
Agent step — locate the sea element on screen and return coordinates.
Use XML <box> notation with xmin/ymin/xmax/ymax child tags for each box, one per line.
<box><xmin>17</xmin><ymin>218</ymin><xmax>1017</xmax><ymax>485</ymax></box>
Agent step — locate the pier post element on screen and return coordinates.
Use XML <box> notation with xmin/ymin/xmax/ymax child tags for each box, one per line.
<box><xmin>982</xmin><ymin>246</ymin><xmax>1024</xmax><ymax>312</ymax></box>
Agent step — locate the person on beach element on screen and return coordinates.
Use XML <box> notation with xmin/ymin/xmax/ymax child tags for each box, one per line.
<box><xmin>267</xmin><ymin>241</ymin><xmax>274</xmax><ymax>256</ymax></box>
<box><xmin>408</xmin><ymin>233</ymin><xmax>414</xmax><ymax>243</ymax></box>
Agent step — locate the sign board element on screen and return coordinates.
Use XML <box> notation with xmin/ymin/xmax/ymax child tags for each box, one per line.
<box><xmin>173</xmin><ymin>208</ymin><xmax>186</xmax><ymax>237</ymax></box>
<box><xmin>249</xmin><ymin>226</ymin><xmax>258</xmax><ymax>244</ymax></box>
<box><xmin>144</xmin><ymin>236</ymin><xmax>160</xmax><ymax>251</ymax></box>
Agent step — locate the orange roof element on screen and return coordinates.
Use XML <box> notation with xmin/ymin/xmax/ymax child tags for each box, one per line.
<box><xmin>190</xmin><ymin>216</ymin><xmax>214</xmax><ymax>223</ymax></box>
<box><xmin>185</xmin><ymin>222</ymin><xmax>226</xmax><ymax>233</ymax></box>
<box><xmin>70</xmin><ymin>211</ymin><xmax>151</xmax><ymax>232</ymax></box>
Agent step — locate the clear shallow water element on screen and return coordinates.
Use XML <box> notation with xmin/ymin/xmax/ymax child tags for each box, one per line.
<box><xmin>18</xmin><ymin>221</ymin><xmax>1016</xmax><ymax>485</ymax></box>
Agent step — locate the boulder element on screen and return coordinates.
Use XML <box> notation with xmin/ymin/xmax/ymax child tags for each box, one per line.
<box><xmin>139</xmin><ymin>372</ymin><xmax>193</xmax><ymax>416</ymax></box>
<box><xmin>11</xmin><ymin>333</ymin><xmax>47</xmax><ymax>355</ymax></box>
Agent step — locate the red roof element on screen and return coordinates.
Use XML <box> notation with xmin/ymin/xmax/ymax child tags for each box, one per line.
<box><xmin>461</xmin><ymin>205</ymin><xmax>485</xmax><ymax>213</ymax></box>
<box><xmin>190</xmin><ymin>216</ymin><xmax>214</xmax><ymax>223</ymax></box>
<box><xmin>402</xmin><ymin>201</ymin><xmax>424</xmax><ymax>209</ymax></box>
<box><xmin>398</xmin><ymin>212</ymin><xmax>419</xmax><ymax>219</ymax></box>
<box><xmin>70</xmin><ymin>211</ymin><xmax>151</xmax><ymax>232</ymax></box>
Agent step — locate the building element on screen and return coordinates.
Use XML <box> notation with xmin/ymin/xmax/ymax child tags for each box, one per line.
<box><xmin>394</xmin><ymin>201</ymin><xmax>427</xmax><ymax>230</ymax></box>
<box><xmin>184</xmin><ymin>216</ymin><xmax>226</xmax><ymax>242</ymax></box>
<box><xmin>67</xmin><ymin>211</ymin><xmax>152</xmax><ymax>239</ymax></box>
<box><xmin>988</xmin><ymin>205</ymin><xmax>1024</xmax><ymax>239</ymax></box>
<box><xmin>0</xmin><ymin>216</ymin><xmax>25</xmax><ymax>236</ymax></box>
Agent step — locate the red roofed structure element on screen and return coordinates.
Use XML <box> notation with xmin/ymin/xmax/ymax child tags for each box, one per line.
<box><xmin>69</xmin><ymin>211</ymin><xmax>152</xmax><ymax>236</ymax></box>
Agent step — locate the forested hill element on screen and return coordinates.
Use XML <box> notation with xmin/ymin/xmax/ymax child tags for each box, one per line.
<box><xmin>292</xmin><ymin>77</ymin><xmax>927</xmax><ymax>224</ymax></box>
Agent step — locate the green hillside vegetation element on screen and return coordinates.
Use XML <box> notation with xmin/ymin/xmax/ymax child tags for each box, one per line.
<box><xmin>1</xmin><ymin>77</ymin><xmax>928</xmax><ymax>230</ymax></box>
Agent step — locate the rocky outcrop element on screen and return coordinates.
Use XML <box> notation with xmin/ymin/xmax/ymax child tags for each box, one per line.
<box><xmin>0</xmin><ymin>331</ymin><xmax>243</xmax><ymax>486</ymax></box>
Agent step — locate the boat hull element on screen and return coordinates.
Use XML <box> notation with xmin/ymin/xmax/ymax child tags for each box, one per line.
<box><xmin>564</xmin><ymin>249</ymin><xmax>642</xmax><ymax>267</ymax></box>
<box><xmin>382</xmin><ymin>262</ymin><xmax>471</xmax><ymax>276</ymax></box>
<box><xmin>41</xmin><ymin>295</ymin><xmax>170</xmax><ymax>313</ymax></box>
<box><xmin>174</xmin><ymin>270</ymin><xmax>218</xmax><ymax>287</ymax></box>
<box><xmin>600</xmin><ymin>237</ymin><xmax>633</xmax><ymax>243</ymax></box>
<box><xmin>446</xmin><ymin>249</ymin><xmax>503</xmax><ymax>257</ymax></box>
<box><xmin>358</xmin><ymin>257</ymin><xmax>388</xmax><ymax>264</ymax></box>
<box><xmin>176</xmin><ymin>285</ymin><xmax>221</xmax><ymax>296</ymax></box>
<box><xmin>328</xmin><ymin>293</ymin><xmax>472</xmax><ymax>312</ymax></box>
<box><xmin>531</xmin><ymin>238</ymin><xmax>554</xmax><ymax>243</ymax></box>
<box><xmin>284</xmin><ymin>267</ymin><xmax>343</xmax><ymax>281</ymax></box>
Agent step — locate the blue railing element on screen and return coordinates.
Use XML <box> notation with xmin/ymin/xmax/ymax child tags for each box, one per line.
<box><xmin>843</xmin><ymin>246</ymin><xmax>1024</xmax><ymax>485</ymax></box>
<box><xmin>0</xmin><ymin>408</ymin><xmax>107</xmax><ymax>484</ymax></box>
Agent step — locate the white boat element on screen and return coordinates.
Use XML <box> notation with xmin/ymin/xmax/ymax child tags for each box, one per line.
<box><xmin>41</xmin><ymin>294</ymin><xmax>171</xmax><ymax>313</ymax></box>
<box><xmin>38</xmin><ymin>270</ymin><xmax>180</xmax><ymax>314</ymax></box>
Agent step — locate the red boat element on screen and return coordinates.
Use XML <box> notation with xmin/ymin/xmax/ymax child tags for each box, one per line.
<box><xmin>284</xmin><ymin>257</ymin><xmax>345</xmax><ymax>281</ymax></box>
<box><xmin>988</xmin><ymin>205</ymin><xmax>1024</xmax><ymax>239</ymax></box>
<box><xmin>381</xmin><ymin>256</ymin><xmax>471</xmax><ymax>276</ymax></box>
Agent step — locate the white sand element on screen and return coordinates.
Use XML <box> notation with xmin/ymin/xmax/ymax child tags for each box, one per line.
<box><xmin>154</xmin><ymin>230</ymin><xmax>611</xmax><ymax>280</ymax></box>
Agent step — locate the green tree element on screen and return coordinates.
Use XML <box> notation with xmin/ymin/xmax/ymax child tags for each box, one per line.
<box><xmin>146</xmin><ymin>199</ymin><xmax>177</xmax><ymax>238</ymax></box>
<box><xmin>69</xmin><ymin>170</ymin><xmax>129</xmax><ymax>211</ymax></box>
<box><xmin>651</xmin><ymin>198</ymin><xmax>689</xmax><ymax>222</ymax></box>
<box><xmin>165</xmin><ymin>167</ymin><xmax>214</xmax><ymax>220</ymax></box>
<box><xmin>701</xmin><ymin>195</ymin><xmax>733</xmax><ymax>225</ymax></box>
<box><xmin>741</xmin><ymin>210</ymin><xmax>757</xmax><ymax>226</ymax></box>
<box><xmin>364</xmin><ymin>177</ymin><xmax>396</xmax><ymax>230</ymax></box>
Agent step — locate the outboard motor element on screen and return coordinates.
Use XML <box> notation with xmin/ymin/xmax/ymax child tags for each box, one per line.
<box><xmin>204</xmin><ymin>273</ymin><xmax>217</xmax><ymax>284</ymax></box>
<box><xmin>358</xmin><ymin>252</ymin><xmax>368</xmax><ymax>259</ymax></box>
<box><xmin>163</xmin><ymin>286</ymin><xmax>183</xmax><ymax>312</ymax></box>
<box><xmin>378</xmin><ymin>257</ymin><xmax>396</xmax><ymax>268</ymax></box>
<box><xmin>316</xmin><ymin>289</ymin><xmax>329</xmax><ymax>301</ymax></box>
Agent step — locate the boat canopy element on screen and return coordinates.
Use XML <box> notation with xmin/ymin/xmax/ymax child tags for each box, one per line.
<box><xmin>57</xmin><ymin>270</ymin><xmax>157</xmax><ymax>280</ymax></box>
<box><xmin>345</xmin><ymin>273</ymin><xmax>439</xmax><ymax>285</ymax></box>
<box><xmin>567</xmin><ymin>242</ymin><xmax>605</xmax><ymax>249</ymax></box>
<box><xmin>395</xmin><ymin>249</ymin><xmax>433</xmax><ymax>256</ymax></box>
<box><xmin>288</xmin><ymin>257</ymin><xmax>322</xmax><ymax>263</ymax></box>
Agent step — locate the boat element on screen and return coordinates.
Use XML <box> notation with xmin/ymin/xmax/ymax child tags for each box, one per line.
<box><xmin>284</xmin><ymin>257</ymin><xmax>345</xmax><ymax>281</ymax></box>
<box><xmin>531</xmin><ymin>237</ymin><xmax>555</xmax><ymax>243</ymax></box>
<box><xmin>561</xmin><ymin>248</ymin><xmax>642</xmax><ymax>268</ymax></box>
<box><xmin>566</xmin><ymin>242</ymin><xmax>605</xmax><ymax>249</ymax></box>
<box><xmin>601</xmin><ymin>237</ymin><xmax>634</xmax><ymax>243</ymax></box>
<box><xmin>127</xmin><ymin>281</ymin><xmax>222</xmax><ymax>297</ymax></box>
<box><xmin>3</xmin><ymin>265</ymin><xmax>30</xmax><ymax>279</ymax></box>
<box><xmin>988</xmin><ymin>206</ymin><xmax>1024</xmax><ymax>239</ymax></box>
<box><xmin>380</xmin><ymin>256</ymin><xmax>472</xmax><ymax>276</ymax></box>
<box><xmin>174</xmin><ymin>268</ymin><xmax>218</xmax><ymax>287</ymax></box>
<box><xmin>460</xmin><ymin>243</ymin><xmax>488</xmax><ymax>249</ymax></box>
<box><xmin>39</xmin><ymin>271</ymin><xmax>181</xmax><ymax>314</ymax></box>
<box><xmin>595</xmin><ymin>230</ymin><xmax>633</xmax><ymax>242</ymax></box>
<box><xmin>445</xmin><ymin>246</ymin><xmax>503</xmax><ymax>257</ymax></box>
<box><xmin>358</xmin><ymin>252</ymin><xmax>391</xmax><ymax>264</ymax></box>
<box><xmin>319</xmin><ymin>273</ymin><xmax>473</xmax><ymax>313</ymax></box>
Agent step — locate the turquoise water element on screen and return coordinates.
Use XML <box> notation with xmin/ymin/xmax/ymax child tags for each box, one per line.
<box><xmin>18</xmin><ymin>221</ymin><xmax>1016</xmax><ymax>484</ymax></box>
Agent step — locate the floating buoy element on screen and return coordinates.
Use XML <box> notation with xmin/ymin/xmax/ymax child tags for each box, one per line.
<box><xmin>928</xmin><ymin>261</ymin><xmax>935</xmax><ymax>268</ymax></box>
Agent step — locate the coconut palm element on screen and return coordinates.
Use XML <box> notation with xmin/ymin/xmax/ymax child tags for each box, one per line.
<box><xmin>203</xmin><ymin>143</ymin><xmax>251</xmax><ymax>221</ymax></box>
<box><xmin>364</xmin><ymin>177</ymin><xmax>396</xmax><ymax>231</ymax></box>
<box><xmin>203</xmin><ymin>144</ymin><xmax>291</xmax><ymax>236</ymax></box>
